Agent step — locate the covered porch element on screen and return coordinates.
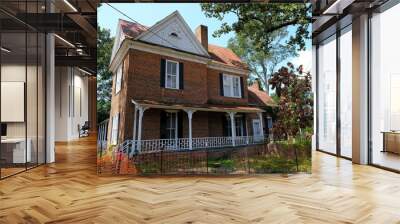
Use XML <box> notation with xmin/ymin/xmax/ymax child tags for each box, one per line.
<box><xmin>126</xmin><ymin>100</ymin><xmax>267</xmax><ymax>154</ymax></box>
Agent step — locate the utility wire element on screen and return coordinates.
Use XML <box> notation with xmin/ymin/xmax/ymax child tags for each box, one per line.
<box><xmin>104</xmin><ymin>3</ymin><xmax>180</xmax><ymax>49</ymax></box>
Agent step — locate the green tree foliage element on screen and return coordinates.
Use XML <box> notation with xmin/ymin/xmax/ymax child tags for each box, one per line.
<box><xmin>97</xmin><ymin>26</ymin><xmax>114</xmax><ymax>123</ymax></box>
<box><xmin>269</xmin><ymin>63</ymin><xmax>313</xmax><ymax>140</ymax></box>
<box><xmin>227</xmin><ymin>31</ymin><xmax>297</xmax><ymax>94</ymax></box>
<box><xmin>201</xmin><ymin>3</ymin><xmax>311</xmax><ymax>52</ymax></box>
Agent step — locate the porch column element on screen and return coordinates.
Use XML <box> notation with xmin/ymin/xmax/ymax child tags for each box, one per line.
<box><xmin>228</xmin><ymin>112</ymin><xmax>236</xmax><ymax>146</ymax></box>
<box><xmin>184</xmin><ymin>109</ymin><xmax>196</xmax><ymax>150</ymax></box>
<box><xmin>137</xmin><ymin>106</ymin><xmax>147</xmax><ymax>151</ymax></box>
<box><xmin>131</xmin><ymin>106</ymin><xmax>138</xmax><ymax>155</ymax></box>
<box><xmin>258</xmin><ymin>112</ymin><xmax>265</xmax><ymax>141</ymax></box>
<box><xmin>132</xmin><ymin>106</ymin><xmax>138</xmax><ymax>141</ymax></box>
<box><xmin>245</xmin><ymin>114</ymin><xmax>249</xmax><ymax>144</ymax></box>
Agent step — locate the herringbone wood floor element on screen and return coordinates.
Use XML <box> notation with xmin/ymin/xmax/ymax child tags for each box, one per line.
<box><xmin>1</xmin><ymin>135</ymin><xmax>400</xmax><ymax>224</ymax></box>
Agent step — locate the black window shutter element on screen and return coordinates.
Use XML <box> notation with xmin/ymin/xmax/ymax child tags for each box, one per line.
<box><xmin>160</xmin><ymin>111</ymin><xmax>167</xmax><ymax>139</ymax></box>
<box><xmin>219</xmin><ymin>73</ymin><xmax>224</xmax><ymax>96</ymax></box>
<box><xmin>178</xmin><ymin>112</ymin><xmax>183</xmax><ymax>138</ymax></box>
<box><xmin>160</xmin><ymin>59</ymin><xmax>166</xmax><ymax>88</ymax></box>
<box><xmin>179</xmin><ymin>62</ymin><xmax>184</xmax><ymax>90</ymax></box>
<box><xmin>240</xmin><ymin>76</ymin><xmax>244</xmax><ymax>98</ymax></box>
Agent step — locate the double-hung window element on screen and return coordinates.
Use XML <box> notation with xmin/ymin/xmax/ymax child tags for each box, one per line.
<box><xmin>115</xmin><ymin>64</ymin><xmax>122</xmax><ymax>94</ymax></box>
<box><xmin>223</xmin><ymin>74</ymin><xmax>241</xmax><ymax>98</ymax></box>
<box><xmin>165</xmin><ymin>112</ymin><xmax>178</xmax><ymax>139</ymax></box>
<box><xmin>226</xmin><ymin>115</ymin><xmax>245</xmax><ymax>136</ymax></box>
<box><xmin>165</xmin><ymin>60</ymin><xmax>179</xmax><ymax>89</ymax></box>
<box><xmin>111</xmin><ymin>113</ymin><xmax>119</xmax><ymax>145</ymax></box>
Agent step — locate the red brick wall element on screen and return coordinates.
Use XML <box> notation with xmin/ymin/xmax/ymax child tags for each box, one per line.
<box><xmin>208</xmin><ymin>112</ymin><xmax>224</xmax><ymax>137</ymax></box>
<box><xmin>127</xmin><ymin>49</ymin><xmax>208</xmax><ymax>105</ymax></box>
<box><xmin>182</xmin><ymin>111</ymin><xmax>210</xmax><ymax>138</ymax></box>
<box><xmin>108</xmin><ymin>54</ymin><xmax>130</xmax><ymax>144</ymax></box>
<box><xmin>141</xmin><ymin>108</ymin><xmax>161</xmax><ymax>140</ymax></box>
<box><xmin>108</xmin><ymin>48</ymin><xmax>254</xmax><ymax>144</ymax></box>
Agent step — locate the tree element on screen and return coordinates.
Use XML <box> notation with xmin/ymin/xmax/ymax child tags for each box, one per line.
<box><xmin>228</xmin><ymin>31</ymin><xmax>297</xmax><ymax>94</ymax></box>
<box><xmin>201</xmin><ymin>3</ymin><xmax>311</xmax><ymax>52</ymax></box>
<box><xmin>97</xmin><ymin>26</ymin><xmax>114</xmax><ymax>123</ymax></box>
<box><xmin>269</xmin><ymin>63</ymin><xmax>313</xmax><ymax>140</ymax></box>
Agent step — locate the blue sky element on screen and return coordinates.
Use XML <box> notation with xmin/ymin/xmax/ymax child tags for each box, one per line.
<box><xmin>98</xmin><ymin>3</ymin><xmax>311</xmax><ymax>71</ymax></box>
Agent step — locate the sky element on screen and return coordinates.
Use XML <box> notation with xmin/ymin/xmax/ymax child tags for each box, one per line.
<box><xmin>98</xmin><ymin>3</ymin><xmax>311</xmax><ymax>71</ymax></box>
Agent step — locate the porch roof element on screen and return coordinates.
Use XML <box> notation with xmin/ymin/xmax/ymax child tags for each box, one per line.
<box><xmin>131</xmin><ymin>99</ymin><xmax>265</xmax><ymax>113</ymax></box>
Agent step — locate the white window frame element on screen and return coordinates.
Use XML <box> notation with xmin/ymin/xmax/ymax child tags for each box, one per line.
<box><xmin>165</xmin><ymin>111</ymin><xmax>178</xmax><ymax>140</ymax></box>
<box><xmin>165</xmin><ymin>60</ymin><xmax>179</xmax><ymax>89</ymax></box>
<box><xmin>115</xmin><ymin>64</ymin><xmax>122</xmax><ymax>94</ymax></box>
<box><xmin>252</xmin><ymin>119</ymin><xmax>262</xmax><ymax>138</ymax></box>
<box><xmin>226</xmin><ymin>115</ymin><xmax>245</xmax><ymax>136</ymax></box>
<box><xmin>111</xmin><ymin>113</ymin><xmax>119</xmax><ymax>145</ymax></box>
<box><xmin>223</xmin><ymin>74</ymin><xmax>241</xmax><ymax>98</ymax></box>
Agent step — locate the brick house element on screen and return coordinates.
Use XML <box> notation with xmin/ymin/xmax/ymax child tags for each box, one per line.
<box><xmin>107</xmin><ymin>11</ymin><xmax>275</xmax><ymax>152</ymax></box>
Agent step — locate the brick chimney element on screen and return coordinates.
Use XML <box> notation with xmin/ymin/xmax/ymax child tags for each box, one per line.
<box><xmin>195</xmin><ymin>25</ymin><xmax>208</xmax><ymax>51</ymax></box>
<box><xmin>252</xmin><ymin>79</ymin><xmax>260</xmax><ymax>90</ymax></box>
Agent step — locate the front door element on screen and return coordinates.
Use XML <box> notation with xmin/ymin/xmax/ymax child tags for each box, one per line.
<box><xmin>252</xmin><ymin>119</ymin><xmax>262</xmax><ymax>141</ymax></box>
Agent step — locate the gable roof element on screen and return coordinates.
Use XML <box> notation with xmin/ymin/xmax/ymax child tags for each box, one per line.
<box><xmin>113</xmin><ymin>11</ymin><xmax>247</xmax><ymax>71</ymax></box>
<box><xmin>248</xmin><ymin>82</ymin><xmax>276</xmax><ymax>107</ymax></box>
<box><xmin>135</xmin><ymin>11</ymin><xmax>210</xmax><ymax>57</ymax></box>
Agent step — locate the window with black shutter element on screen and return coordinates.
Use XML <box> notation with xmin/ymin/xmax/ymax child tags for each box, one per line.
<box><xmin>219</xmin><ymin>73</ymin><xmax>224</xmax><ymax>96</ymax></box>
<box><xmin>240</xmin><ymin>77</ymin><xmax>244</xmax><ymax>98</ymax></box>
<box><xmin>221</xmin><ymin>73</ymin><xmax>242</xmax><ymax>98</ymax></box>
<box><xmin>160</xmin><ymin>59</ymin><xmax>166</xmax><ymax>88</ymax></box>
<box><xmin>164</xmin><ymin>60</ymin><xmax>179</xmax><ymax>89</ymax></box>
<box><xmin>179</xmin><ymin>62</ymin><xmax>184</xmax><ymax>90</ymax></box>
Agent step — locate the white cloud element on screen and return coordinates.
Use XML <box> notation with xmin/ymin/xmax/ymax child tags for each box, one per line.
<box><xmin>291</xmin><ymin>49</ymin><xmax>312</xmax><ymax>72</ymax></box>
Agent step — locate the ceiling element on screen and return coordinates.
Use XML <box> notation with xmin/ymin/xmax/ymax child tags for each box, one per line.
<box><xmin>0</xmin><ymin>0</ymin><xmax>99</xmax><ymax>75</ymax></box>
<box><xmin>312</xmin><ymin>0</ymin><xmax>390</xmax><ymax>42</ymax></box>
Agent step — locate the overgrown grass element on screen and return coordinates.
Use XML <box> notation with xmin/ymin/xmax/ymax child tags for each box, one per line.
<box><xmin>110</xmin><ymin>138</ymin><xmax>312</xmax><ymax>175</ymax></box>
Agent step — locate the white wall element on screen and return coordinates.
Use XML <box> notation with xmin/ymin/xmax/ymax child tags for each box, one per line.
<box><xmin>54</xmin><ymin>67</ymin><xmax>89</xmax><ymax>141</ymax></box>
<box><xmin>1</xmin><ymin>64</ymin><xmax>38</xmax><ymax>138</ymax></box>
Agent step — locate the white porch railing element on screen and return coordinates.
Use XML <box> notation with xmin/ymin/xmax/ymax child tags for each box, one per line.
<box><xmin>116</xmin><ymin>136</ymin><xmax>264</xmax><ymax>156</ymax></box>
<box><xmin>97</xmin><ymin>119</ymin><xmax>109</xmax><ymax>152</ymax></box>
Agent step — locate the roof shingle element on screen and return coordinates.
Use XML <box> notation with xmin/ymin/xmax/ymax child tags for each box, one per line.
<box><xmin>248</xmin><ymin>82</ymin><xmax>276</xmax><ymax>107</ymax></box>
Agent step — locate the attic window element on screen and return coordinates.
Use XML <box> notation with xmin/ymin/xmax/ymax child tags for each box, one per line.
<box><xmin>170</xmin><ymin>32</ymin><xmax>179</xmax><ymax>38</ymax></box>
